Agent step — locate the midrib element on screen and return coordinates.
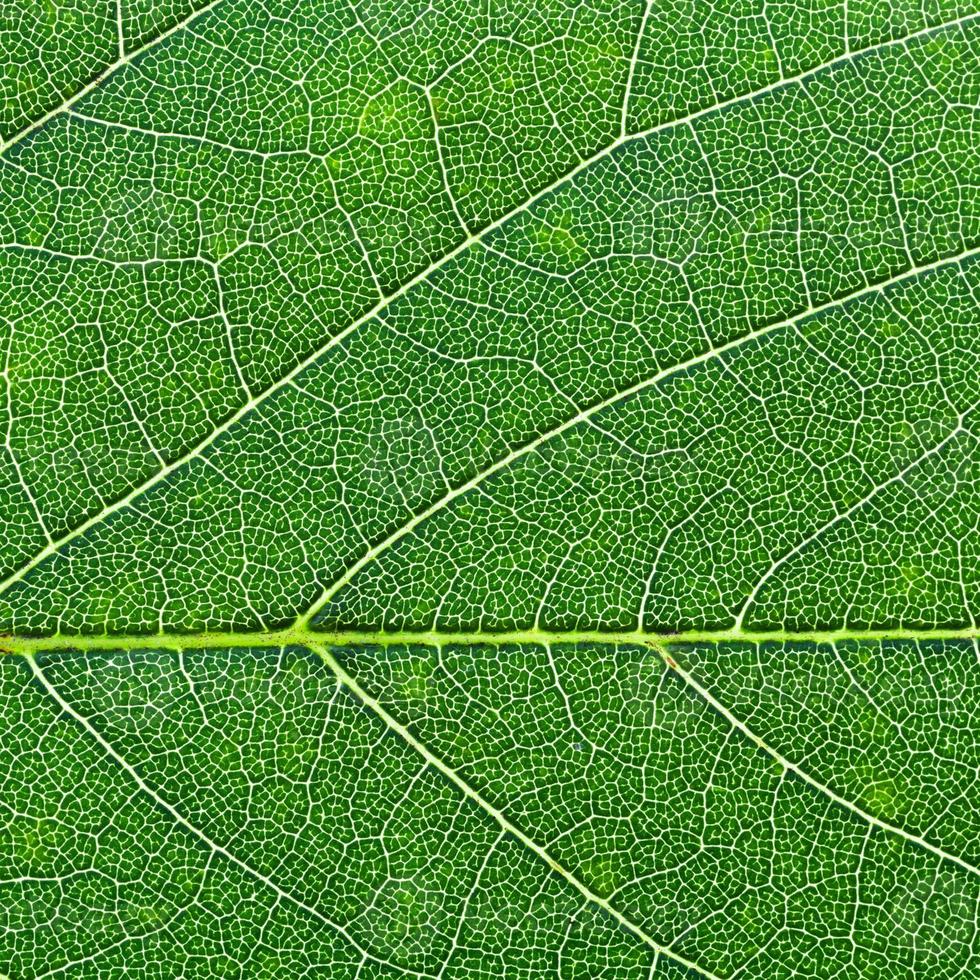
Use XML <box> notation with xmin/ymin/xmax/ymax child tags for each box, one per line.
<box><xmin>4</xmin><ymin>625</ymin><xmax>979</xmax><ymax>654</ymax></box>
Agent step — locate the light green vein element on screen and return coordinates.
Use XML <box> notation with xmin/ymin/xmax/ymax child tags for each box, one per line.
<box><xmin>312</xmin><ymin>642</ymin><xmax>727</xmax><ymax>980</ymax></box>
<box><xmin>4</xmin><ymin>625</ymin><xmax>980</xmax><ymax>655</ymax></box>
<box><xmin>733</xmin><ymin>396</ymin><xmax>980</xmax><ymax>630</ymax></box>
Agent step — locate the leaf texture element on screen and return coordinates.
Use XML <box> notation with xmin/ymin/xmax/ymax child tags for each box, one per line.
<box><xmin>4</xmin><ymin>638</ymin><xmax>980</xmax><ymax>978</ymax></box>
<box><xmin>1</xmin><ymin>1</ymin><xmax>980</xmax><ymax>976</ymax></box>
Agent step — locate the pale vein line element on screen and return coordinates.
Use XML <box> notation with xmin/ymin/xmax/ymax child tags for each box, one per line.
<box><xmin>2</xmin><ymin>328</ymin><xmax>52</xmax><ymax>545</ymax></box>
<box><xmin>0</xmin><ymin>0</ymin><xmax>225</xmax><ymax>156</ymax></box>
<box><xmin>733</xmin><ymin>403</ymin><xmax>977</xmax><ymax>630</ymax></box>
<box><xmin>298</xmin><ymin>241</ymin><xmax>980</xmax><ymax>625</ymax></box>
<box><xmin>116</xmin><ymin>0</ymin><xmax>126</xmax><ymax>58</ymax></box>
<box><xmin>655</xmin><ymin>645</ymin><xmax>980</xmax><ymax>878</ymax></box>
<box><xmin>4</xmin><ymin>626</ymin><xmax>980</xmax><ymax>655</ymax></box>
<box><xmin>311</xmin><ymin>643</ymin><xmax>726</xmax><ymax>980</ymax></box>
<box><xmin>0</xmin><ymin>14</ymin><xmax>975</xmax><ymax>603</ymax></box>
<box><xmin>4</xmin><ymin>5</ymin><xmax>970</xmax><ymax>161</ymax></box>
<box><xmin>427</xmin><ymin>89</ymin><xmax>470</xmax><ymax>237</ymax></box>
<box><xmin>26</xmin><ymin>654</ymin><xmax>437</xmax><ymax>979</ymax></box>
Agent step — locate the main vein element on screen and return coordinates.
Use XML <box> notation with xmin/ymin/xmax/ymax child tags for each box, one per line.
<box><xmin>0</xmin><ymin>14</ymin><xmax>976</xmax><ymax>604</ymax></box>
<box><xmin>5</xmin><ymin>625</ymin><xmax>980</xmax><ymax>655</ymax></box>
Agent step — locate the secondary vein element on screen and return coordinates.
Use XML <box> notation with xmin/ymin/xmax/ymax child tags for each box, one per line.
<box><xmin>298</xmin><ymin>242</ymin><xmax>980</xmax><ymax>625</ymax></box>
<box><xmin>27</xmin><ymin>654</ymin><xmax>438</xmax><ymax>978</ymax></box>
<box><xmin>655</xmin><ymin>644</ymin><xmax>980</xmax><ymax>878</ymax></box>
<box><xmin>0</xmin><ymin>0</ymin><xmax>226</xmax><ymax>156</ymax></box>
<box><xmin>312</xmin><ymin>642</ymin><xmax>728</xmax><ymax>980</ymax></box>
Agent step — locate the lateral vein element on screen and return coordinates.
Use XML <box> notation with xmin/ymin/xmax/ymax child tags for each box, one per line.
<box><xmin>0</xmin><ymin>0</ymin><xmax>225</xmax><ymax>156</ymax></box>
<box><xmin>299</xmin><ymin>241</ymin><xmax>980</xmax><ymax>624</ymax></box>
<box><xmin>26</xmin><ymin>654</ymin><xmax>439</xmax><ymax>978</ymax></box>
<box><xmin>654</xmin><ymin>644</ymin><xmax>980</xmax><ymax>878</ymax></box>
<box><xmin>311</xmin><ymin>643</ymin><xmax>727</xmax><ymax>980</ymax></box>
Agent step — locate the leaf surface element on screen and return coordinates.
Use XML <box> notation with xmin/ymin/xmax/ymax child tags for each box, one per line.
<box><xmin>1</xmin><ymin>2</ymin><xmax>980</xmax><ymax>976</ymax></box>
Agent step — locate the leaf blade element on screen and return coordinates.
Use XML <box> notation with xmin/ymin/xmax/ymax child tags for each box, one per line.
<box><xmin>3</xmin><ymin>3</ymin><xmax>980</xmax><ymax>976</ymax></box>
<box><xmin>5</xmin><ymin>638</ymin><xmax>978</xmax><ymax>977</ymax></box>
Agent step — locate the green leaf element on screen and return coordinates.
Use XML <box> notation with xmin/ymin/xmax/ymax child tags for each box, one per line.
<box><xmin>1</xmin><ymin>2</ymin><xmax>979</xmax><ymax>976</ymax></box>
